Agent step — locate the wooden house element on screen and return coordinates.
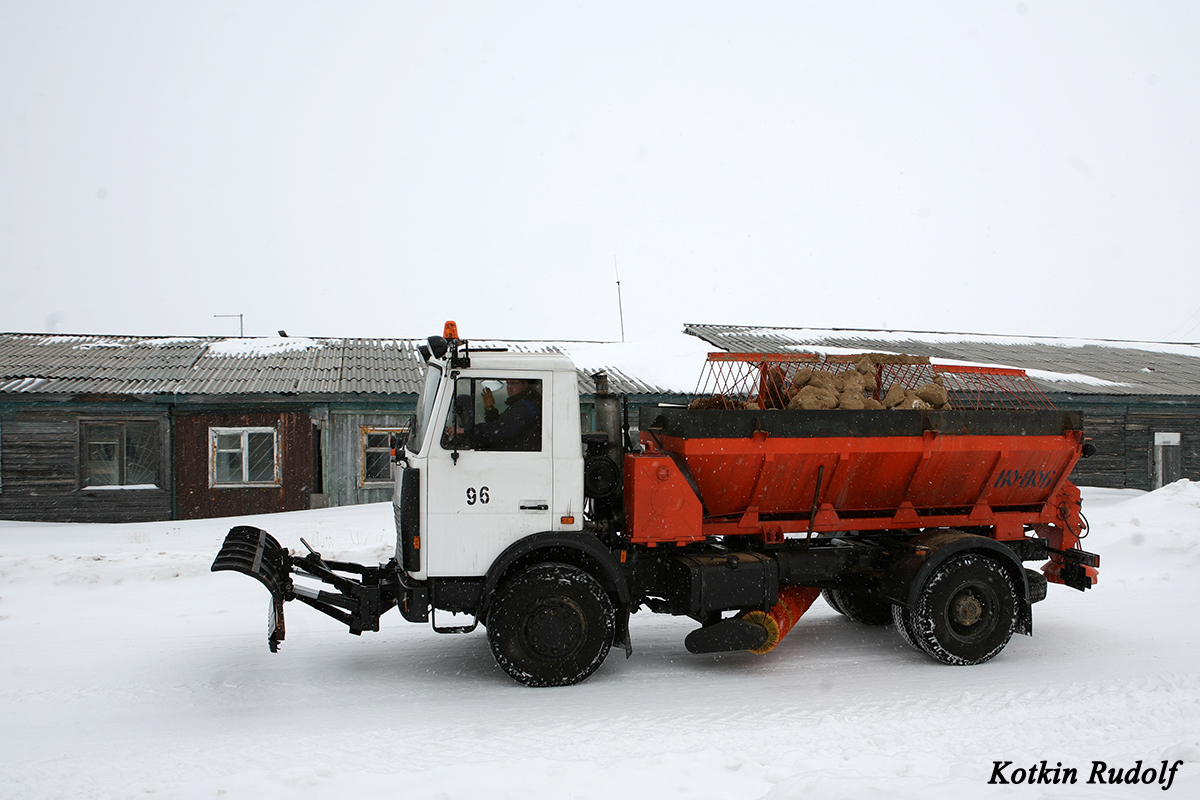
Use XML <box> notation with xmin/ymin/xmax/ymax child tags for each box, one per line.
<box><xmin>0</xmin><ymin>334</ymin><xmax>691</xmax><ymax>522</ymax></box>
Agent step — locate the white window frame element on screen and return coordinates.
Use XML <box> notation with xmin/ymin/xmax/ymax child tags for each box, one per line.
<box><xmin>210</xmin><ymin>427</ymin><xmax>280</xmax><ymax>488</ymax></box>
<box><xmin>361</xmin><ymin>427</ymin><xmax>406</xmax><ymax>487</ymax></box>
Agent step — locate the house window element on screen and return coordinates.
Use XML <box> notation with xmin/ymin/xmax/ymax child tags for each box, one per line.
<box><xmin>81</xmin><ymin>421</ymin><xmax>161</xmax><ymax>488</ymax></box>
<box><xmin>362</xmin><ymin>428</ymin><xmax>405</xmax><ymax>485</ymax></box>
<box><xmin>211</xmin><ymin>427</ymin><xmax>279</xmax><ymax>487</ymax></box>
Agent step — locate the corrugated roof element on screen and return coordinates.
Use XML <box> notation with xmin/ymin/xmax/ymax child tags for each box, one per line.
<box><xmin>0</xmin><ymin>334</ymin><xmax>678</xmax><ymax>398</ymax></box>
<box><xmin>684</xmin><ymin>324</ymin><xmax>1200</xmax><ymax>397</ymax></box>
<box><xmin>467</xmin><ymin>341</ymin><xmax>684</xmax><ymax>395</ymax></box>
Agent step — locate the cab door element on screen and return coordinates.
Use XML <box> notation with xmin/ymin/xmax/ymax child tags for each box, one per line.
<box><xmin>424</xmin><ymin>371</ymin><xmax>554</xmax><ymax>577</ymax></box>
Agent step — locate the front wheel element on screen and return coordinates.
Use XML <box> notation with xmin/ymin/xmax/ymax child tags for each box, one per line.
<box><xmin>486</xmin><ymin>562</ymin><xmax>615</xmax><ymax>687</ymax></box>
<box><xmin>908</xmin><ymin>553</ymin><xmax>1018</xmax><ymax>665</ymax></box>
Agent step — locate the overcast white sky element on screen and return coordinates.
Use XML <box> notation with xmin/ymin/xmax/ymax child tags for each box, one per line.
<box><xmin>2</xmin><ymin>2</ymin><xmax>1199</xmax><ymax>344</ymax></box>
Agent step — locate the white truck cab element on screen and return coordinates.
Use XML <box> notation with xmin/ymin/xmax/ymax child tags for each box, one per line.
<box><xmin>395</xmin><ymin>349</ymin><xmax>586</xmax><ymax>581</ymax></box>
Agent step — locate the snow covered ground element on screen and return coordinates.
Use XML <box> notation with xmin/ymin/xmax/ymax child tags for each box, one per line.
<box><xmin>2</xmin><ymin>485</ymin><xmax>1197</xmax><ymax>799</ymax></box>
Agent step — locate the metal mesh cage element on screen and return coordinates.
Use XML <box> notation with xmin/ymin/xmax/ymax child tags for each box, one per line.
<box><xmin>692</xmin><ymin>353</ymin><xmax>1055</xmax><ymax>411</ymax></box>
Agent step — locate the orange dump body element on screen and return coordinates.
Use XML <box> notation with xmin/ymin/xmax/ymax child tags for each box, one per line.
<box><xmin>626</xmin><ymin>408</ymin><xmax>1085</xmax><ymax>549</ymax></box>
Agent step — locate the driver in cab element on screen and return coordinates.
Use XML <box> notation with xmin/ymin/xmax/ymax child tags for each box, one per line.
<box><xmin>445</xmin><ymin>378</ymin><xmax>542</xmax><ymax>452</ymax></box>
<box><xmin>475</xmin><ymin>378</ymin><xmax>541</xmax><ymax>451</ymax></box>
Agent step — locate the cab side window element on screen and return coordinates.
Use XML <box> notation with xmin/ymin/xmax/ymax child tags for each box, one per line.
<box><xmin>441</xmin><ymin>377</ymin><xmax>543</xmax><ymax>452</ymax></box>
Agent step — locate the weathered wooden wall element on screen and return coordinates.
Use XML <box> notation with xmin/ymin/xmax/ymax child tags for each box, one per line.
<box><xmin>1063</xmin><ymin>399</ymin><xmax>1200</xmax><ymax>490</ymax></box>
<box><xmin>324</xmin><ymin>410</ymin><xmax>410</xmax><ymax>508</ymax></box>
<box><xmin>0</xmin><ymin>404</ymin><xmax>171</xmax><ymax>523</ymax></box>
<box><xmin>1070</xmin><ymin>411</ymin><xmax>1128</xmax><ymax>489</ymax></box>
<box><xmin>173</xmin><ymin>409</ymin><xmax>314</xmax><ymax>520</ymax></box>
<box><xmin>1124</xmin><ymin>408</ymin><xmax>1200</xmax><ymax>490</ymax></box>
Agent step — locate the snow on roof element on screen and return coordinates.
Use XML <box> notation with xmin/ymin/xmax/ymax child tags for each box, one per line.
<box><xmin>694</xmin><ymin>325</ymin><xmax>1200</xmax><ymax>359</ymax></box>
<box><xmin>205</xmin><ymin>337</ymin><xmax>326</xmax><ymax>357</ymax></box>
<box><xmin>0</xmin><ymin>377</ymin><xmax>48</xmax><ymax>392</ymax></box>
<box><xmin>916</xmin><ymin>356</ymin><xmax>1134</xmax><ymax>388</ymax></box>
<box><xmin>0</xmin><ymin>332</ymin><xmax>702</xmax><ymax>398</ymax></box>
<box><xmin>468</xmin><ymin>336</ymin><xmax>713</xmax><ymax>395</ymax></box>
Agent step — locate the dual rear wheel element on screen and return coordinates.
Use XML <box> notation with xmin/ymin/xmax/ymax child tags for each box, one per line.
<box><xmin>895</xmin><ymin>553</ymin><xmax>1019</xmax><ymax>665</ymax></box>
<box><xmin>828</xmin><ymin>553</ymin><xmax>1020</xmax><ymax>666</ymax></box>
<box><xmin>822</xmin><ymin>587</ymin><xmax>894</xmax><ymax>625</ymax></box>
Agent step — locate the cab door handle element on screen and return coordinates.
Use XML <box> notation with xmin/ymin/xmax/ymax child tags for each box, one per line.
<box><xmin>520</xmin><ymin>503</ymin><xmax>549</xmax><ymax>511</ymax></box>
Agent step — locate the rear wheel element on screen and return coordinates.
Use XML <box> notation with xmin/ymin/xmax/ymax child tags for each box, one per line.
<box><xmin>824</xmin><ymin>588</ymin><xmax>894</xmax><ymax>625</ymax></box>
<box><xmin>486</xmin><ymin>562</ymin><xmax>615</xmax><ymax>687</ymax></box>
<box><xmin>892</xmin><ymin>603</ymin><xmax>922</xmax><ymax>652</ymax></box>
<box><xmin>821</xmin><ymin>588</ymin><xmax>846</xmax><ymax>616</ymax></box>
<box><xmin>909</xmin><ymin>553</ymin><xmax>1018</xmax><ymax>665</ymax></box>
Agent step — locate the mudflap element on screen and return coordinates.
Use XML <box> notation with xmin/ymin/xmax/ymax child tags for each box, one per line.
<box><xmin>211</xmin><ymin>526</ymin><xmax>293</xmax><ymax>652</ymax></box>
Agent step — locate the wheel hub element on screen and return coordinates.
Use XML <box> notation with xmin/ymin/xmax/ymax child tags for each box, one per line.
<box><xmin>951</xmin><ymin>591</ymin><xmax>985</xmax><ymax>627</ymax></box>
<box><xmin>524</xmin><ymin>599</ymin><xmax>584</xmax><ymax>659</ymax></box>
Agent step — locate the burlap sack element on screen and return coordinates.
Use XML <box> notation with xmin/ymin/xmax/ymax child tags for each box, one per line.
<box><xmin>689</xmin><ymin>394</ymin><xmax>736</xmax><ymax>410</ymax></box>
<box><xmin>807</xmin><ymin>371</ymin><xmax>832</xmax><ymax>390</ymax></box>
<box><xmin>838</xmin><ymin>390</ymin><xmax>865</xmax><ymax>410</ymax></box>
<box><xmin>882</xmin><ymin>383</ymin><xmax>906</xmax><ymax>408</ymax></box>
<box><xmin>842</xmin><ymin>372</ymin><xmax>867</xmax><ymax>395</ymax></box>
<box><xmin>915</xmin><ymin>382</ymin><xmax>949</xmax><ymax>406</ymax></box>
<box><xmin>892</xmin><ymin>393</ymin><xmax>930</xmax><ymax>410</ymax></box>
<box><xmin>758</xmin><ymin>366</ymin><xmax>788</xmax><ymax>409</ymax></box>
<box><xmin>791</xmin><ymin>385</ymin><xmax>838</xmax><ymax>410</ymax></box>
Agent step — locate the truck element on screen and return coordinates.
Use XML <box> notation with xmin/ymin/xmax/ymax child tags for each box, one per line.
<box><xmin>212</xmin><ymin>323</ymin><xmax>1100</xmax><ymax>687</ymax></box>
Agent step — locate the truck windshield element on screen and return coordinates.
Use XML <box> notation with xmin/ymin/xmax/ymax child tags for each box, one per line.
<box><xmin>407</xmin><ymin>365</ymin><xmax>442</xmax><ymax>454</ymax></box>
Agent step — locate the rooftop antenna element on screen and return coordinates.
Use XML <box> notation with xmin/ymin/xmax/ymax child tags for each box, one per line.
<box><xmin>614</xmin><ymin>256</ymin><xmax>626</xmax><ymax>343</ymax></box>
<box><xmin>214</xmin><ymin>313</ymin><xmax>244</xmax><ymax>337</ymax></box>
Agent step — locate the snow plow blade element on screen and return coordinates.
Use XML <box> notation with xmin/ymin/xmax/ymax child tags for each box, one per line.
<box><xmin>212</xmin><ymin>526</ymin><xmax>399</xmax><ymax>650</ymax></box>
<box><xmin>211</xmin><ymin>526</ymin><xmax>292</xmax><ymax>652</ymax></box>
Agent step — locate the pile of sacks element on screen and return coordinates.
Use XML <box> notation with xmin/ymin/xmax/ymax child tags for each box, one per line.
<box><xmin>688</xmin><ymin>355</ymin><xmax>952</xmax><ymax>411</ymax></box>
<box><xmin>687</xmin><ymin>393</ymin><xmax>742</xmax><ymax>410</ymax></box>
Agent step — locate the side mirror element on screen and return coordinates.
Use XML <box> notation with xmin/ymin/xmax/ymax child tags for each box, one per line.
<box><xmin>427</xmin><ymin>336</ymin><xmax>448</xmax><ymax>359</ymax></box>
<box><xmin>390</xmin><ymin>431</ymin><xmax>410</xmax><ymax>461</ymax></box>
